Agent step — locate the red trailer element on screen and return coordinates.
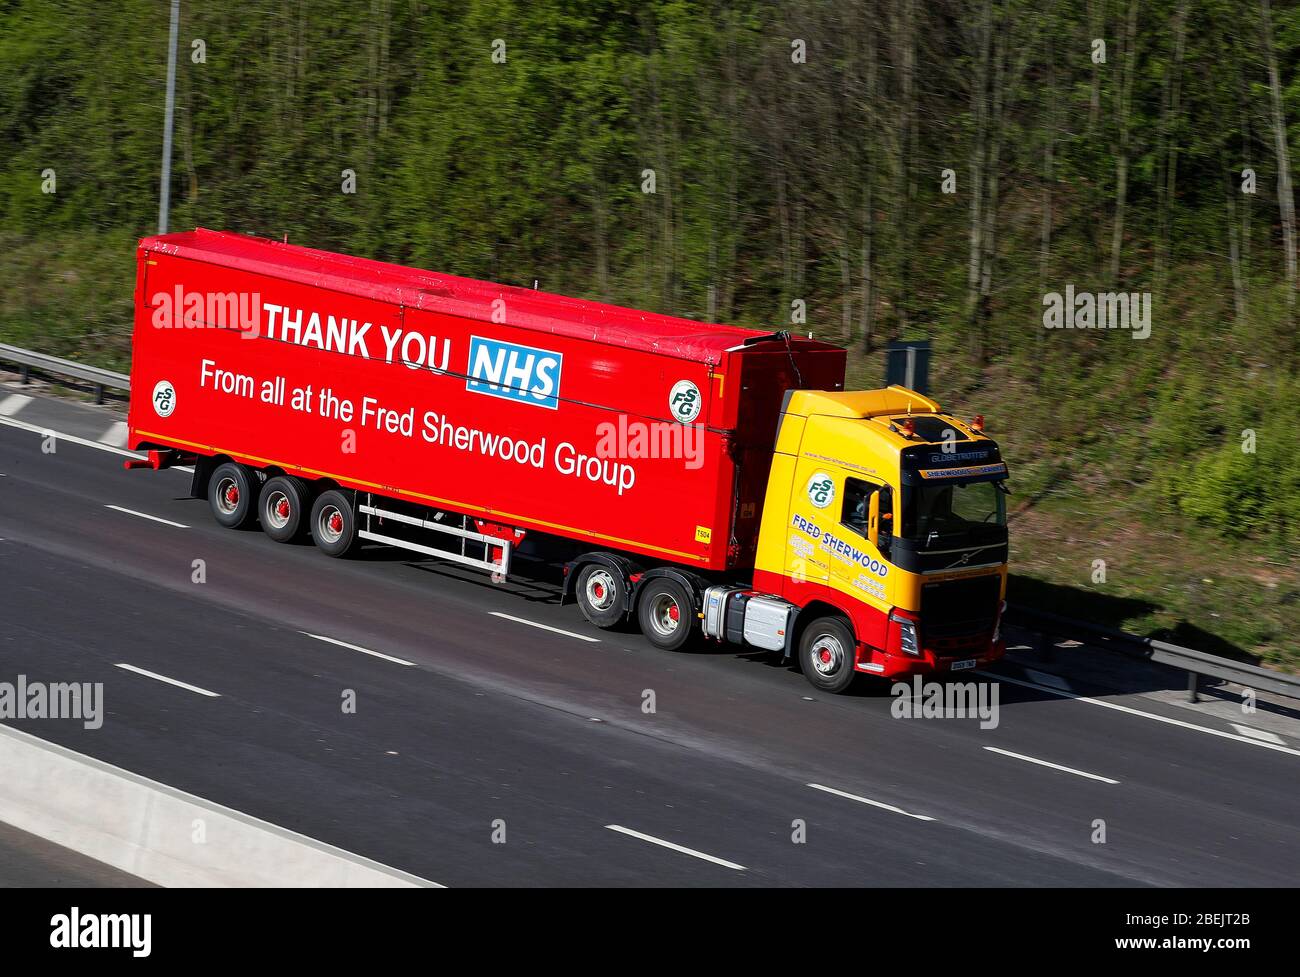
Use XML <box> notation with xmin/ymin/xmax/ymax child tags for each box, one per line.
<box><xmin>128</xmin><ymin>228</ymin><xmax>842</xmax><ymax>579</ymax></box>
<box><xmin>128</xmin><ymin>230</ymin><xmax>1010</xmax><ymax>691</ymax></box>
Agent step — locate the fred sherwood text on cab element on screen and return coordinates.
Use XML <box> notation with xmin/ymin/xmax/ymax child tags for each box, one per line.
<box><xmin>0</xmin><ymin>676</ymin><xmax>102</xmax><ymax>729</ymax></box>
<box><xmin>50</xmin><ymin>909</ymin><xmax>151</xmax><ymax>958</ymax></box>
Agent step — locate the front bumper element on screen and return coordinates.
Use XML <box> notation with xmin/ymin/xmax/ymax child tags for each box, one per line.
<box><xmin>854</xmin><ymin>637</ymin><xmax>1006</xmax><ymax>678</ymax></box>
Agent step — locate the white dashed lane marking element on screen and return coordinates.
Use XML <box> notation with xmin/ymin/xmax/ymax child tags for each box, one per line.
<box><xmin>489</xmin><ymin>611</ymin><xmax>601</xmax><ymax>643</ymax></box>
<box><xmin>104</xmin><ymin>504</ymin><xmax>188</xmax><ymax>529</ymax></box>
<box><xmin>604</xmin><ymin>825</ymin><xmax>747</xmax><ymax>871</ymax></box>
<box><xmin>101</xmin><ymin>421</ymin><xmax>128</xmax><ymax>447</ymax></box>
<box><xmin>0</xmin><ymin>394</ymin><xmax>33</xmax><ymax>416</ymax></box>
<box><xmin>806</xmin><ymin>783</ymin><xmax>937</xmax><ymax>821</ymax></box>
<box><xmin>301</xmin><ymin>632</ymin><xmax>417</xmax><ymax>667</ymax></box>
<box><xmin>115</xmin><ymin>663</ymin><xmax>221</xmax><ymax>698</ymax></box>
<box><xmin>983</xmin><ymin>746</ymin><xmax>1120</xmax><ymax>784</ymax></box>
<box><xmin>1230</xmin><ymin>724</ymin><xmax>1286</xmax><ymax>746</ymax></box>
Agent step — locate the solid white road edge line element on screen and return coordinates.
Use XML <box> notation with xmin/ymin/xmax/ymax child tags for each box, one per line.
<box><xmin>805</xmin><ymin>782</ymin><xmax>937</xmax><ymax>821</ymax></box>
<box><xmin>490</xmin><ymin>611</ymin><xmax>601</xmax><ymax>642</ymax></box>
<box><xmin>114</xmin><ymin>663</ymin><xmax>221</xmax><ymax>698</ymax></box>
<box><xmin>104</xmin><ymin>504</ymin><xmax>189</xmax><ymax>529</ymax></box>
<box><xmin>301</xmin><ymin>632</ymin><xmax>417</xmax><ymax>667</ymax></box>
<box><xmin>984</xmin><ymin>670</ymin><xmax>1300</xmax><ymax>759</ymax></box>
<box><xmin>982</xmin><ymin>746</ymin><xmax>1119</xmax><ymax>784</ymax></box>
<box><xmin>0</xmin><ymin>415</ymin><xmax>193</xmax><ymax>473</ymax></box>
<box><xmin>604</xmin><ymin>825</ymin><xmax>747</xmax><ymax>871</ymax></box>
<box><xmin>0</xmin><ymin>414</ymin><xmax>139</xmax><ymax>458</ymax></box>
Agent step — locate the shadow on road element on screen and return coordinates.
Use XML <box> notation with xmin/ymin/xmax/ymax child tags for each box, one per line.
<box><xmin>1003</xmin><ymin>576</ymin><xmax>1300</xmax><ymax>720</ymax></box>
<box><xmin>1009</xmin><ymin>573</ymin><xmax>1258</xmax><ymax>665</ymax></box>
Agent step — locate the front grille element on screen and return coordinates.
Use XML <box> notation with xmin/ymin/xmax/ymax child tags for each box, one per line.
<box><xmin>920</xmin><ymin>575</ymin><xmax>1000</xmax><ymax>647</ymax></box>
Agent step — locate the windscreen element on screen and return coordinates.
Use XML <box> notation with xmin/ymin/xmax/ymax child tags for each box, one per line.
<box><xmin>902</xmin><ymin>479</ymin><xmax>1006</xmax><ymax>550</ymax></box>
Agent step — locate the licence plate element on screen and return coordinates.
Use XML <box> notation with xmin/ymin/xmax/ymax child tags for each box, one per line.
<box><xmin>951</xmin><ymin>659</ymin><xmax>977</xmax><ymax>671</ymax></box>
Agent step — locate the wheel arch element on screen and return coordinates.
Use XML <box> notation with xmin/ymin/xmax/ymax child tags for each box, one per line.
<box><xmin>633</xmin><ymin>566</ymin><xmax>709</xmax><ymax>617</ymax></box>
<box><xmin>561</xmin><ymin>551</ymin><xmax>643</xmax><ymax>614</ymax></box>
<box><xmin>784</xmin><ymin>599</ymin><xmax>857</xmax><ymax>661</ymax></box>
<box><xmin>193</xmin><ymin>453</ymin><xmax>265</xmax><ymax>500</ymax></box>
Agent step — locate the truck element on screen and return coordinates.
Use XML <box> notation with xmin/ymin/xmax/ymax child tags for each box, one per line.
<box><xmin>126</xmin><ymin>228</ymin><xmax>1010</xmax><ymax>693</ymax></box>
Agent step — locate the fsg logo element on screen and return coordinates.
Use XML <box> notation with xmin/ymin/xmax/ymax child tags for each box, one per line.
<box><xmin>466</xmin><ymin>336</ymin><xmax>563</xmax><ymax>409</ymax></box>
<box><xmin>806</xmin><ymin>472</ymin><xmax>835</xmax><ymax>508</ymax></box>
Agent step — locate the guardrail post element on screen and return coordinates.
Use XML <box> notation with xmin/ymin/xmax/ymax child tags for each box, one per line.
<box><xmin>19</xmin><ymin>364</ymin><xmax>29</xmax><ymax>385</ymax></box>
<box><xmin>94</xmin><ymin>383</ymin><xmax>105</xmax><ymax>405</ymax></box>
<box><xmin>1187</xmin><ymin>670</ymin><xmax>1200</xmax><ymax>703</ymax></box>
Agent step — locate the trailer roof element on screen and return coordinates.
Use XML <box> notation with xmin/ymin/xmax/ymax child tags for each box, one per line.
<box><xmin>139</xmin><ymin>228</ymin><xmax>828</xmax><ymax>366</ymax></box>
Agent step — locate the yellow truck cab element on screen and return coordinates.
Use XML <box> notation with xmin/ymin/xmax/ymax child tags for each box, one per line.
<box><xmin>742</xmin><ymin>386</ymin><xmax>1009</xmax><ymax>692</ymax></box>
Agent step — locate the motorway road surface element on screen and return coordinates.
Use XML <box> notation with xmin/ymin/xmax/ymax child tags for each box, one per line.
<box><xmin>0</xmin><ymin>396</ymin><xmax>1297</xmax><ymax>886</ymax></box>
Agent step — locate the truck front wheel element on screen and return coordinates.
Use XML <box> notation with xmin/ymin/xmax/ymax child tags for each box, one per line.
<box><xmin>209</xmin><ymin>462</ymin><xmax>258</xmax><ymax>530</ymax></box>
<box><xmin>310</xmin><ymin>490</ymin><xmax>360</xmax><ymax>557</ymax></box>
<box><xmin>637</xmin><ymin>578</ymin><xmax>694</xmax><ymax>651</ymax></box>
<box><xmin>798</xmin><ymin>616</ymin><xmax>857</xmax><ymax>694</ymax></box>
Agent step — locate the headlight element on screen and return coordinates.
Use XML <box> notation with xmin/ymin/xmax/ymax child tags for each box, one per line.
<box><xmin>889</xmin><ymin>609</ymin><xmax>921</xmax><ymax>656</ymax></box>
<box><xmin>992</xmin><ymin>600</ymin><xmax>1007</xmax><ymax>643</ymax></box>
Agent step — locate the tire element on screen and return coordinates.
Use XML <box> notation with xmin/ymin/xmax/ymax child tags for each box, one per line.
<box><xmin>208</xmin><ymin>462</ymin><xmax>258</xmax><ymax>530</ymax></box>
<box><xmin>798</xmin><ymin>616</ymin><xmax>857</xmax><ymax>694</ymax></box>
<box><xmin>309</xmin><ymin>489</ymin><xmax>360</xmax><ymax>557</ymax></box>
<box><xmin>575</xmin><ymin>563</ymin><xmax>628</xmax><ymax>629</ymax></box>
<box><xmin>636</xmin><ymin>577</ymin><xmax>695</xmax><ymax>651</ymax></box>
<box><xmin>259</xmin><ymin>475</ymin><xmax>311</xmax><ymax>543</ymax></box>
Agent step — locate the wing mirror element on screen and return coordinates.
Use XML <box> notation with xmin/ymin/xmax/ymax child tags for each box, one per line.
<box><xmin>868</xmin><ymin>490</ymin><xmax>880</xmax><ymax>548</ymax></box>
<box><xmin>871</xmin><ymin>487</ymin><xmax>894</xmax><ymax>554</ymax></box>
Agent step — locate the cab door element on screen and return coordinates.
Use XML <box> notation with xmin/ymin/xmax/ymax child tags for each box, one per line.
<box><xmin>824</xmin><ymin>475</ymin><xmax>894</xmax><ymax>612</ymax></box>
<box><xmin>784</xmin><ymin>456</ymin><xmax>836</xmax><ymax>594</ymax></box>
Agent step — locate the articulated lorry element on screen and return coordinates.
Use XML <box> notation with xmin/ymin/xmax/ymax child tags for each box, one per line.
<box><xmin>127</xmin><ymin>229</ymin><xmax>1009</xmax><ymax>692</ymax></box>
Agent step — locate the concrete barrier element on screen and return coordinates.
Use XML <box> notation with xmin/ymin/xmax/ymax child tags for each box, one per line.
<box><xmin>0</xmin><ymin>723</ymin><xmax>441</xmax><ymax>887</ymax></box>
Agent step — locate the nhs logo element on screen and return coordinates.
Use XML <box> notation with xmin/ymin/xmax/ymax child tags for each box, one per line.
<box><xmin>466</xmin><ymin>336</ymin><xmax>563</xmax><ymax>409</ymax></box>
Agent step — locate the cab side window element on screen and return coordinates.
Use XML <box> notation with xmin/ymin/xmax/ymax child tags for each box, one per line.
<box><xmin>841</xmin><ymin>478</ymin><xmax>874</xmax><ymax>537</ymax></box>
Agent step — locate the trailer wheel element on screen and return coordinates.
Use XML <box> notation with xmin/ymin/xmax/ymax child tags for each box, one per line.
<box><xmin>575</xmin><ymin>564</ymin><xmax>628</xmax><ymax>629</ymax></box>
<box><xmin>637</xmin><ymin>578</ymin><xmax>695</xmax><ymax>651</ymax></box>
<box><xmin>310</xmin><ymin>490</ymin><xmax>359</xmax><ymax>557</ymax></box>
<box><xmin>208</xmin><ymin>462</ymin><xmax>258</xmax><ymax>530</ymax></box>
<box><xmin>798</xmin><ymin>616</ymin><xmax>857</xmax><ymax>694</ymax></box>
<box><xmin>259</xmin><ymin>476</ymin><xmax>310</xmax><ymax>543</ymax></box>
